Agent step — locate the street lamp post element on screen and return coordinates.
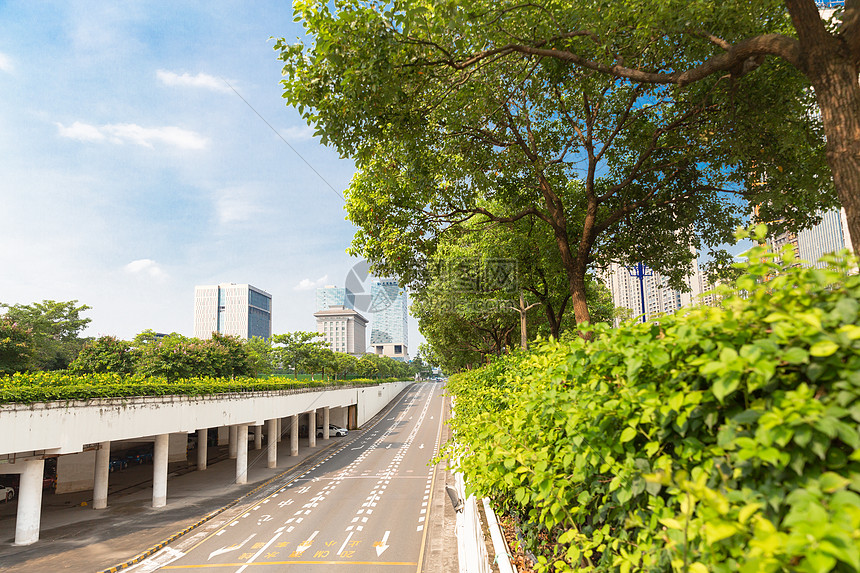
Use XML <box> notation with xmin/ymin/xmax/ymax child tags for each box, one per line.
<box><xmin>627</xmin><ymin>262</ymin><xmax>653</xmax><ymax>323</ymax></box>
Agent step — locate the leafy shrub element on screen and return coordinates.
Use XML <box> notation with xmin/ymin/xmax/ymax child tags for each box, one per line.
<box><xmin>444</xmin><ymin>229</ymin><xmax>860</xmax><ymax>572</ymax></box>
<box><xmin>69</xmin><ymin>336</ymin><xmax>135</xmax><ymax>374</ymax></box>
<box><xmin>0</xmin><ymin>317</ymin><xmax>34</xmax><ymax>375</ymax></box>
<box><xmin>0</xmin><ymin>373</ymin><xmax>405</xmax><ymax>404</ymax></box>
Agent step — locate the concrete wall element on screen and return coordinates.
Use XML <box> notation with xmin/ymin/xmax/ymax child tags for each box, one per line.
<box><xmin>56</xmin><ymin>450</ymin><xmax>95</xmax><ymax>494</ymax></box>
<box><xmin>0</xmin><ymin>383</ymin><xmax>411</xmax><ymax>459</ymax></box>
<box><xmin>356</xmin><ymin>381</ymin><xmax>412</xmax><ymax>427</ymax></box>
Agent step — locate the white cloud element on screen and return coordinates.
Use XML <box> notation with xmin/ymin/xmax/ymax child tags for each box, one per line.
<box><xmin>56</xmin><ymin>121</ymin><xmax>106</xmax><ymax>142</ymax></box>
<box><xmin>0</xmin><ymin>52</ymin><xmax>13</xmax><ymax>73</ymax></box>
<box><xmin>279</xmin><ymin>125</ymin><xmax>315</xmax><ymax>141</ymax></box>
<box><xmin>124</xmin><ymin>259</ymin><xmax>168</xmax><ymax>281</ymax></box>
<box><xmin>294</xmin><ymin>275</ymin><xmax>329</xmax><ymax>291</ymax></box>
<box><xmin>156</xmin><ymin>69</ymin><xmax>229</xmax><ymax>92</ymax></box>
<box><xmin>215</xmin><ymin>186</ymin><xmax>265</xmax><ymax>225</ymax></box>
<box><xmin>56</xmin><ymin>121</ymin><xmax>208</xmax><ymax>149</ymax></box>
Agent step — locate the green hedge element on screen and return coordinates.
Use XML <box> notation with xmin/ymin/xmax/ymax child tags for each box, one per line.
<box><xmin>445</xmin><ymin>234</ymin><xmax>860</xmax><ymax>571</ymax></box>
<box><xmin>0</xmin><ymin>372</ymin><xmax>408</xmax><ymax>404</ymax></box>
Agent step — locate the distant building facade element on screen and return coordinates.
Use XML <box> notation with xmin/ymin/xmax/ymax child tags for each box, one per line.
<box><xmin>194</xmin><ymin>283</ymin><xmax>272</xmax><ymax>340</ymax></box>
<box><xmin>603</xmin><ymin>260</ymin><xmax>706</xmax><ymax>325</ymax></box>
<box><xmin>369</xmin><ymin>279</ymin><xmax>408</xmax><ymax>361</ymax></box>
<box><xmin>314</xmin><ymin>306</ymin><xmax>368</xmax><ymax>355</ymax></box>
<box><xmin>316</xmin><ymin>285</ymin><xmax>356</xmax><ymax>311</ymax></box>
<box><xmin>764</xmin><ymin>207</ymin><xmax>853</xmax><ymax>266</ymax></box>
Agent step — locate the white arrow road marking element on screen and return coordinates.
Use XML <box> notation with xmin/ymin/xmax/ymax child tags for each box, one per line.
<box><xmin>294</xmin><ymin>530</ymin><xmax>319</xmax><ymax>556</ymax></box>
<box><xmin>419</xmin><ymin>444</ymin><xmax>424</xmax><ymax>449</ymax></box>
<box><xmin>208</xmin><ymin>534</ymin><xmax>255</xmax><ymax>560</ymax></box>
<box><xmin>375</xmin><ymin>531</ymin><xmax>391</xmax><ymax>557</ymax></box>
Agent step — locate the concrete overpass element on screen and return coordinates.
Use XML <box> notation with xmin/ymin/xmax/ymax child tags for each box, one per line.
<box><xmin>0</xmin><ymin>381</ymin><xmax>411</xmax><ymax>546</ymax></box>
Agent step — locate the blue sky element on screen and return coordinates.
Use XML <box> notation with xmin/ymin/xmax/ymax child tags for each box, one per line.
<box><xmin>0</xmin><ymin>1</ymin><xmax>422</xmax><ymax>353</ymax></box>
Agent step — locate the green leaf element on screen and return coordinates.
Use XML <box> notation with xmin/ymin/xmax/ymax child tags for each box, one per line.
<box><xmin>810</xmin><ymin>340</ymin><xmax>839</xmax><ymax>357</ymax></box>
<box><xmin>712</xmin><ymin>376</ymin><xmax>739</xmax><ymax>403</ymax></box>
<box><xmin>620</xmin><ymin>427</ymin><xmax>637</xmax><ymax>443</ymax></box>
<box><xmin>783</xmin><ymin>347</ymin><xmax>809</xmax><ymax>364</ymax></box>
<box><xmin>819</xmin><ymin>471</ymin><xmax>850</xmax><ymax>493</ymax></box>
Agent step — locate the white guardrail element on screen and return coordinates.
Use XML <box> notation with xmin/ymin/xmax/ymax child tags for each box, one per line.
<box><xmin>449</xmin><ymin>397</ymin><xmax>516</xmax><ymax>572</ymax></box>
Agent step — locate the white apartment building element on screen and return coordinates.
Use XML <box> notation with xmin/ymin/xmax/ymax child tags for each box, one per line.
<box><xmin>194</xmin><ymin>283</ymin><xmax>272</xmax><ymax>340</ymax></box>
<box><xmin>603</xmin><ymin>259</ymin><xmax>707</xmax><ymax>325</ymax></box>
<box><xmin>313</xmin><ymin>306</ymin><xmax>368</xmax><ymax>356</ymax></box>
<box><xmin>764</xmin><ymin>207</ymin><xmax>854</xmax><ymax>267</ymax></box>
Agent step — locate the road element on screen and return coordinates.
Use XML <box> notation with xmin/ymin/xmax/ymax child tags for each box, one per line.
<box><xmin>130</xmin><ymin>381</ymin><xmax>445</xmax><ymax>572</ymax></box>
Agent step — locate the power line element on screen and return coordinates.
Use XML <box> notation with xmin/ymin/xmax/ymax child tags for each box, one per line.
<box><xmin>220</xmin><ymin>76</ymin><xmax>345</xmax><ymax>203</ymax></box>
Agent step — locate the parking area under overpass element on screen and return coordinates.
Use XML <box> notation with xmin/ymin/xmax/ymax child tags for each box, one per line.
<box><xmin>0</xmin><ymin>381</ymin><xmax>411</xmax><ymax>546</ymax></box>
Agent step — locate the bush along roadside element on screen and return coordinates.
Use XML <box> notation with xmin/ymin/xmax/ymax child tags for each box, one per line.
<box><xmin>0</xmin><ymin>373</ymin><xmax>408</xmax><ymax>404</ymax></box>
<box><xmin>443</xmin><ymin>227</ymin><xmax>860</xmax><ymax>572</ymax></box>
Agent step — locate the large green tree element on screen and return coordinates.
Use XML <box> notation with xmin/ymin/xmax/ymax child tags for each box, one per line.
<box><xmin>69</xmin><ymin>336</ymin><xmax>135</xmax><ymax>374</ymax></box>
<box><xmin>277</xmin><ymin>0</ymin><xmax>832</xmax><ymax>325</ymax></box>
<box><xmin>374</xmin><ymin>0</ymin><xmax>859</xmax><ymax>253</ymax></box>
<box><xmin>414</xmin><ymin>217</ymin><xmax>616</xmax><ymax>370</ymax></box>
<box><xmin>271</xmin><ymin>331</ymin><xmax>326</xmax><ymax>378</ymax></box>
<box><xmin>1</xmin><ymin>300</ymin><xmax>91</xmax><ymax>370</ymax></box>
<box><xmin>0</xmin><ymin>317</ymin><xmax>35</xmax><ymax>375</ymax></box>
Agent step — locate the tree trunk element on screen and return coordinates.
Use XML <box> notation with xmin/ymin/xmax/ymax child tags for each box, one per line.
<box><xmin>519</xmin><ymin>291</ymin><xmax>529</xmax><ymax>351</ymax></box>
<box><xmin>548</xmin><ymin>211</ymin><xmax>592</xmax><ymax>326</ymax></box>
<box><xmin>809</xmin><ymin>61</ymin><xmax>860</xmax><ymax>254</ymax></box>
<box><xmin>788</xmin><ymin>0</ymin><xmax>860</xmax><ymax>253</ymax></box>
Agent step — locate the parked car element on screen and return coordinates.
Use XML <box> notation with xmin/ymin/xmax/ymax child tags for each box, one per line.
<box><xmin>109</xmin><ymin>456</ymin><xmax>128</xmax><ymax>473</ymax></box>
<box><xmin>125</xmin><ymin>446</ymin><xmax>153</xmax><ymax>465</ymax></box>
<box><xmin>1</xmin><ymin>484</ymin><xmax>14</xmax><ymax>502</ymax></box>
<box><xmin>42</xmin><ymin>476</ymin><xmax>57</xmax><ymax>491</ymax></box>
<box><xmin>316</xmin><ymin>424</ymin><xmax>348</xmax><ymax>438</ymax></box>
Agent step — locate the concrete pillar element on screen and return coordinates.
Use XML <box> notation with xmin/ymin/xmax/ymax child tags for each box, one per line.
<box><xmin>266</xmin><ymin>419</ymin><xmax>277</xmax><ymax>469</ymax></box>
<box><xmin>323</xmin><ymin>407</ymin><xmax>330</xmax><ymax>440</ymax></box>
<box><xmin>290</xmin><ymin>415</ymin><xmax>299</xmax><ymax>457</ymax></box>
<box><xmin>254</xmin><ymin>425</ymin><xmax>263</xmax><ymax>450</ymax></box>
<box><xmin>229</xmin><ymin>425</ymin><xmax>238</xmax><ymax>459</ymax></box>
<box><xmin>277</xmin><ymin>418</ymin><xmax>282</xmax><ymax>442</ymax></box>
<box><xmin>93</xmin><ymin>441</ymin><xmax>110</xmax><ymax>510</ymax></box>
<box><xmin>13</xmin><ymin>458</ymin><xmax>45</xmax><ymax>546</ymax></box>
<box><xmin>308</xmin><ymin>409</ymin><xmax>317</xmax><ymax>448</ymax></box>
<box><xmin>236</xmin><ymin>425</ymin><xmax>249</xmax><ymax>485</ymax></box>
<box><xmin>153</xmin><ymin>433</ymin><xmax>169</xmax><ymax>508</ymax></box>
<box><xmin>217</xmin><ymin>426</ymin><xmax>229</xmax><ymax>445</ymax></box>
<box><xmin>197</xmin><ymin>429</ymin><xmax>208</xmax><ymax>471</ymax></box>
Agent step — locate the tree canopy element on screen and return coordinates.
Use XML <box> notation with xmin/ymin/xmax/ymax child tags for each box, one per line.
<box><xmin>0</xmin><ymin>300</ymin><xmax>91</xmax><ymax>370</ymax></box>
<box><xmin>277</xmin><ymin>0</ymin><xmax>835</xmax><ymax>327</ymax></box>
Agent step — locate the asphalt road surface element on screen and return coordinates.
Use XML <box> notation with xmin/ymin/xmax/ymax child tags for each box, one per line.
<box><xmin>129</xmin><ymin>381</ymin><xmax>446</xmax><ymax>572</ymax></box>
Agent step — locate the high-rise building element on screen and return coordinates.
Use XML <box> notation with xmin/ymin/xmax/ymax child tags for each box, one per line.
<box><xmin>313</xmin><ymin>306</ymin><xmax>368</xmax><ymax>355</ymax></box>
<box><xmin>764</xmin><ymin>207</ymin><xmax>853</xmax><ymax>267</ymax></box>
<box><xmin>369</xmin><ymin>279</ymin><xmax>408</xmax><ymax>361</ymax></box>
<box><xmin>194</xmin><ymin>283</ymin><xmax>272</xmax><ymax>340</ymax></box>
<box><xmin>603</xmin><ymin>260</ymin><xmax>706</xmax><ymax>325</ymax></box>
<box><xmin>315</xmin><ymin>285</ymin><xmax>355</xmax><ymax>311</ymax></box>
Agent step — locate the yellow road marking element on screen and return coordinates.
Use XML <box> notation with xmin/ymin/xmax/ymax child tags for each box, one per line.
<box><xmin>162</xmin><ymin>561</ymin><xmax>418</xmax><ymax>568</ymax></box>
